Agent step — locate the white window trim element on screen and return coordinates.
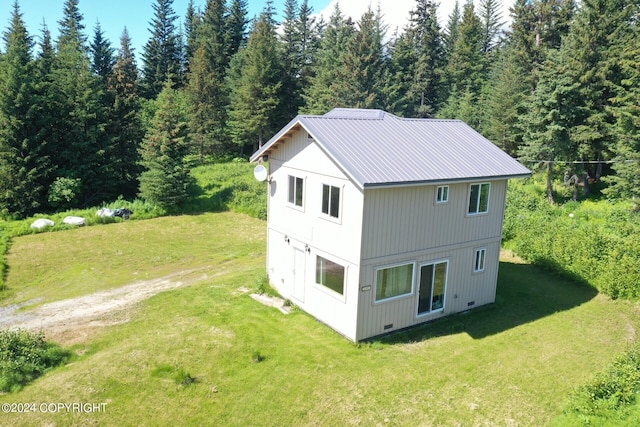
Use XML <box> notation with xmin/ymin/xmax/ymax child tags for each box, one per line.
<box><xmin>473</xmin><ymin>248</ymin><xmax>487</xmax><ymax>273</ymax></box>
<box><xmin>373</xmin><ymin>261</ymin><xmax>416</xmax><ymax>304</ymax></box>
<box><xmin>287</xmin><ymin>174</ymin><xmax>306</xmax><ymax>212</ymax></box>
<box><xmin>467</xmin><ymin>182</ymin><xmax>491</xmax><ymax>216</ymax></box>
<box><xmin>314</xmin><ymin>254</ymin><xmax>347</xmax><ymax>303</ymax></box>
<box><xmin>320</xmin><ymin>183</ymin><xmax>344</xmax><ymax>223</ymax></box>
<box><xmin>416</xmin><ymin>259</ymin><xmax>449</xmax><ymax>317</ymax></box>
<box><xmin>435</xmin><ymin>185</ymin><xmax>449</xmax><ymax>204</ymax></box>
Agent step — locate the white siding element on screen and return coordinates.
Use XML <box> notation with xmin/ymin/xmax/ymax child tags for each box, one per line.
<box><xmin>265</xmin><ymin>128</ymin><xmax>364</xmax><ymax>341</ymax></box>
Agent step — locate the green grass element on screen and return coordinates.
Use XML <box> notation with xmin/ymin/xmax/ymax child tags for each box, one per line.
<box><xmin>0</xmin><ymin>212</ymin><xmax>264</xmax><ymax>307</ymax></box>
<box><xmin>0</xmin><ymin>212</ymin><xmax>638</xmax><ymax>425</ymax></box>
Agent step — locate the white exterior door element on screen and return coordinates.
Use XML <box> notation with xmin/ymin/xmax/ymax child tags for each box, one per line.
<box><xmin>292</xmin><ymin>247</ymin><xmax>306</xmax><ymax>302</ymax></box>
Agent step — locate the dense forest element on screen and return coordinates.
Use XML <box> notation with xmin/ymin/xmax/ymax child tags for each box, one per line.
<box><xmin>0</xmin><ymin>0</ymin><xmax>638</xmax><ymax>217</ymax></box>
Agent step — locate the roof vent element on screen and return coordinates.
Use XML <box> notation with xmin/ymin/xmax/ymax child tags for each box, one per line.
<box><xmin>323</xmin><ymin>108</ymin><xmax>386</xmax><ymax>120</ymax></box>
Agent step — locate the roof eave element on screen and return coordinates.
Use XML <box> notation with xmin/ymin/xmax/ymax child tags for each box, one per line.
<box><xmin>362</xmin><ymin>173</ymin><xmax>532</xmax><ymax>189</ymax></box>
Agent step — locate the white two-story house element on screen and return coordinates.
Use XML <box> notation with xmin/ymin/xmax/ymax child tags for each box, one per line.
<box><xmin>250</xmin><ymin>108</ymin><xmax>531</xmax><ymax>341</ymax></box>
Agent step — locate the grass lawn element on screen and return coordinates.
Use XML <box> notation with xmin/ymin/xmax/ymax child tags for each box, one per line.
<box><xmin>1</xmin><ymin>212</ymin><xmax>638</xmax><ymax>426</ymax></box>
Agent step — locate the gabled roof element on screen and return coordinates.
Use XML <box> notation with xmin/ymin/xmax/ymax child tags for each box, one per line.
<box><xmin>250</xmin><ymin>108</ymin><xmax>531</xmax><ymax>189</ymax></box>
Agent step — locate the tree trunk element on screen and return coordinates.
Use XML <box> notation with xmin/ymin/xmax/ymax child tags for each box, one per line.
<box><xmin>546</xmin><ymin>161</ymin><xmax>555</xmax><ymax>205</ymax></box>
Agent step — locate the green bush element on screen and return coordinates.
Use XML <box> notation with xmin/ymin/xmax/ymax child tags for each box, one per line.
<box><xmin>504</xmin><ymin>180</ymin><xmax>640</xmax><ymax>299</ymax></box>
<box><xmin>0</xmin><ymin>329</ymin><xmax>71</xmax><ymax>392</ymax></box>
<box><xmin>564</xmin><ymin>344</ymin><xmax>640</xmax><ymax>421</ymax></box>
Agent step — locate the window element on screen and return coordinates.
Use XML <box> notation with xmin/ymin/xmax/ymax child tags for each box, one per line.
<box><xmin>321</xmin><ymin>184</ymin><xmax>340</xmax><ymax>218</ymax></box>
<box><xmin>316</xmin><ymin>256</ymin><xmax>345</xmax><ymax>295</ymax></box>
<box><xmin>436</xmin><ymin>185</ymin><xmax>449</xmax><ymax>203</ymax></box>
<box><xmin>288</xmin><ymin>175</ymin><xmax>304</xmax><ymax>207</ymax></box>
<box><xmin>375</xmin><ymin>263</ymin><xmax>414</xmax><ymax>302</ymax></box>
<box><xmin>418</xmin><ymin>261</ymin><xmax>448</xmax><ymax>315</ymax></box>
<box><xmin>468</xmin><ymin>183</ymin><xmax>490</xmax><ymax>214</ymax></box>
<box><xmin>474</xmin><ymin>248</ymin><xmax>486</xmax><ymax>272</ymax></box>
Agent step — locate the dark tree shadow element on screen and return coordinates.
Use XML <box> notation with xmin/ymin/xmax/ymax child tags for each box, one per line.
<box><xmin>376</xmin><ymin>260</ymin><xmax>599</xmax><ymax>344</ymax></box>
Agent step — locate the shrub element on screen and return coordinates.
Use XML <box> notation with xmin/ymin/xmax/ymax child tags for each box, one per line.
<box><xmin>0</xmin><ymin>329</ymin><xmax>71</xmax><ymax>392</ymax></box>
<box><xmin>504</xmin><ymin>180</ymin><xmax>640</xmax><ymax>299</ymax></box>
<box><xmin>565</xmin><ymin>344</ymin><xmax>640</xmax><ymax>420</ymax></box>
<box><xmin>47</xmin><ymin>177</ymin><xmax>82</xmax><ymax>210</ymax></box>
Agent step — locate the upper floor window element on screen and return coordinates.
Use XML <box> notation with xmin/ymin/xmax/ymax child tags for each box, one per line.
<box><xmin>288</xmin><ymin>175</ymin><xmax>304</xmax><ymax>207</ymax></box>
<box><xmin>468</xmin><ymin>183</ymin><xmax>490</xmax><ymax>215</ymax></box>
<box><xmin>321</xmin><ymin>184</ymin><xmax>340</xmax><ymax>218</ymax></box>
<box><xmin>436</xmin><ymin>185</ymin><xmax>449</xmax><ymax>204</ymax></box>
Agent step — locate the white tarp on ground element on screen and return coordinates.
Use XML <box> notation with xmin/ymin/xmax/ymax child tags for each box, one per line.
<box><xmin>96</xmin><ymin>208</ymin><xmax>114</xmax><ymax>217</ymax></box>
<box><xmin>63</xmin><ymin>216</ymin><xmax>85</xmax><ymax>226</ymax></box>
<box><xmin>30</xmin><ymin>218</ymin><xmax>55</xmax><ymax>229</ymax></box>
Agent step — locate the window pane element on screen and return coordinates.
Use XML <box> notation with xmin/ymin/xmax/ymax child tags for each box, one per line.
<box><xmin>418</xmin><ymin>265</ymin><xmax>433</xmax><ymax>314</ymax></box>
<box><xmin>437</xmin><ymin>186</ymin><xmax>449</xmax><ymax>203</ymax></box>
<box><xmin>479</xmin><ymin>183</ymin><xmax>490</xmax><ymax>213</ymax></box>
<box><xmin>431</xmin><ymin>262</ymin><xmax>446</xmax><ymax>311</ymax></box>
<box><xmin>330</xmin><ymin>186</ymin><xmax>340</xmax><ymax>218</ymax></box>
<box><xmin>376</xmin><ymin>264</ymin><xmax>413</xmax><ymax>301</ymax></box>
<box><xmin>475</xmin><ymin>249</ymin><xmax>486</xmax><ymax>271</ymax></box>
<box><xmin>288</xmin><ymin>176</ymin><xmax>295</xmax><ymax>204</ymax></box>
<box><xmin>316</xmin><ymin>256</ymin><xmax>345</xmax><ymax>295</ymax></box>
<box><xmin>468</xmin><ymin>184</ymin><xmax>479</xmax><ymax>213</ymax></box>
<box><xmin>295</xmin><ymin>177</ymin><xmax>303</xmax><ymax>206</ymax></box>
<box><xmin>322</xmin><ymin>184</ymin><xmax>330</xmax><ymax>214</ymax></box>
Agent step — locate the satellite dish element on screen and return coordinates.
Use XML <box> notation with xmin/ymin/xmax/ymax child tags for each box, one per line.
<box><xmin>253</xmin><ymin>165</ymin><xmax>268</xmax><ymax>182</ymax></box>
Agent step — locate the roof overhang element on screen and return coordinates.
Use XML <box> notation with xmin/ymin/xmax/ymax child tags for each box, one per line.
<box><xmin>362</xmin><ymin>173</ymin><xmax>532</xmax><ymax>190</ymax></box>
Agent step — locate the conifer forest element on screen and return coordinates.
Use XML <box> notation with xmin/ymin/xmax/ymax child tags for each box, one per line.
<box><xmin>0</xmin><ymin>0</ymin><xmax>639</xmax><ymax>217</ymax></box>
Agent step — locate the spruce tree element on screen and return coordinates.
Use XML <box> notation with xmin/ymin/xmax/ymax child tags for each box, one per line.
<box><xmin>139</xmin><ymin>82</ymin><xmax>194</xmax><ymax>208</ymax></box>
<box><xmin>389</xmin><ymin>0</ymin><xmax>443</xmax><ymax>117</ymax></box>
<box><xmin>226</xmin><ymin>0</ymin><xmax>248</xmax><ymax>59</ymax></box>
<box><xmin>0</xmin><ymin>2</ymin><xmax>51</xmax><ymax>217</ymax></box>
<box><xmin>440</xmin><ymin>1</ymin><xmax>485</xmax><ymax>127</ymax></box>
<box><xmin>50</xmin><ymin>0</ymin><xmax>109</xmax><ymax>206</ymax></box>
<box><xmin>602</xmin><ymin>2</ymin><xmax>640</xmax><ymax>204</ymax></box>
<box><xmin>105</xmin><ymin>29</ymin><xmax>143</xmax><ymax>198</ymax></box>
<box><xmin>227</xmin><ymin>2</ymin><xmax>282</xmax><ymax>153</ymax></box>
<box><xmin>302</xmin><ymin>3</ymin><xmax>354</xmax><ymax>114</ymax></box>
<box><xmin>187</xmin><ymin>0</ymin><xmax>230</xmax><ymax>159</ymax></box>
<box><xmin>90</xmin><ymin>21</ymin><xmax>115</xmax><ymax>84</ymax></box>
<box><xmin>332</xmin><ymin>8</ymin><xmax>388</xmax><ymax>110</ymax></box>
<box><xmin>141</xmin><ymin>0</ymin><xmax>183</xmax><ymax>99</ymax></box>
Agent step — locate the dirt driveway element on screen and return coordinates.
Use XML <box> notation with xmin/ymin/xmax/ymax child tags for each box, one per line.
<box><xmin>0</xmin><ymin>268</ymin><xmax>213</xmax><ymax>345</ymax></box>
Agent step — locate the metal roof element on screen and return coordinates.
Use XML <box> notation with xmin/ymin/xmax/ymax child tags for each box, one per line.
<box><xmin>250</xmin><ymin>108</ymin><xmax>531</xmax><ymax>189</ymax></box>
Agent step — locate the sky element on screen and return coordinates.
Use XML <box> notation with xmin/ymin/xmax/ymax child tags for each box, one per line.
<box><xmin>1</xmin><ymin>0</ymin><xmax>515</xmax><ymax>56</ymax></box>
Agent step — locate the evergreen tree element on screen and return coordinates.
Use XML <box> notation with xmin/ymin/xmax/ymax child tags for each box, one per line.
<box><xmin>279</xmin><ymin>0</ymin><xmax>303</xmax><ymax>120</ymax></box>
<box><xmin>519</xmin><ymin>48</ymin><xmax>580</xmax><ymax>204</ymax></box>
<box><xmin>0</xmin><ymin>2</ymin><xmax>51</xmax><ymax>217</ymax></box>
<box><xmin>508</xmin><ymin>0</ymin><xmax>575</xmax><ymax>91</ymax></box>
<box><xmin>440</xmin><ymin>1</ymin><xmax>485</xmax><ymax>128</ymax></box>
<box><xmin>478</xmin><ymin>0</ymin><xmax>504</xmax><ymax>55</ymax></box>
<box><xmin>139</xmin><ymin>82</ymin><xmax>194</xmax><ymax>208</ymax></box>
<box><xmin>90</xmin><ymin>21</ymin><xmax>115</xmax><ymax>84</ymax></box>
<box><xmin>226</xmin><ymin>0</ymin><xmax>248</xmax><ymax>59</ymax></box>
<box><xmin>443</xmin><ymin>0</ymin><xmax>461</xmax><ymax>57</ymax></box>
<box><xmin>105</xmin><ymin>29</ymin><xmax>144</xmax><ymax>198</ymax></box>
<box><xmin>187</xmin><ymin>0</ymin><xmax>230</xmax><ymax>159</ymax></box>
<box><xmin>602</xmin><ymin>2</ymin><xmax>640</xmax><ymax>204</ymax></box>
<box><xmin>141</xmin><ymin>0</ymin><xmax>183</xmax><ymax>98</ymax></box>
<box><xmin>51</xmin><ymin>0</ymin><xmax>109</xmax><ymax>206</ymax></box>
<box><xmin>227</xmin><ymin>2</ymin><xmax>282</xmax><ymax>153</ymax></box>
<box><xmin>302</xmin><ymin>3</ymin><xmax>354</xmax><ymax>114</ymax></box>
<box><xmin>482</xmin><ymin>43</ymin><xmax>529</xmax><ymax>155</ymax></box>
<box><xmin>183</xmin><ymin>0</ymin><xmax>200</xmax><ymax>74</ymax></box>
<box><xmin>389</xmin><ymin>0</ymin><xmax>443</xmax><ymax>117</ymax></box>
<box><xmin>332</xmin><ymin>7</ymin><xmax>388</xmax><ymax>110</ymax></box>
